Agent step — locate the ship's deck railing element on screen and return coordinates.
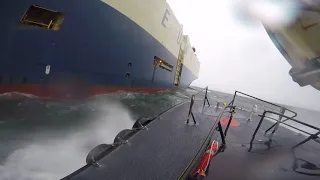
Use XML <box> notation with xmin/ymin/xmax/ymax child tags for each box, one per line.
<box><xmin>226</xmin><ymin>90</ymin><xmax>319</xmax><ymax>150</ymax></box>
<box><xmin>231</xmin><ymin>91</ymin><xmax>298</xmax><ymax>117</ymax></box>
<box><xmin>186</xmin><ymin>86</ymin><xmax>210</xmax><ymax>124</ymax></box>
<box><xmin>249</xmin><ymin>110</ymin><xmax>320</xmax><ymax>152</ymax></box>
<box><xmin>225</xmin><ymin>90</ymin><xmax>320</xmax><ymax>176</ymax></box>
<box><xmin>228</xmin><ymin>91</ymin><xmax>298</xmax><ymax>136</ymax></box>
<box><xmin>250</xmin><ymin>110</ymin><xmax>320</xmax><ymax>175</ymax></box>
<box><xmin>184</xmin><ymin>89</ymin><xmax>320</xmax><ymax>177</ymax></box>
<box><xmin>186</xmin><ymin>87</ymin><xmax>227</xmax><ymax>148</ymax></box>
<box><xmin>184</xmin><ymin>88</ymin><xmax>320</xmax><ymax>178</ymax></box>
<box><xmin>181</xmin><ymin>87</ymin><xmax>239</xmax><ymax>179</ymax></box>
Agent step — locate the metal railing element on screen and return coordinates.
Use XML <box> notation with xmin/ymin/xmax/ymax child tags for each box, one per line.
<box><xmin>186</xmin><ymin>89</ymin><xmax>320</xmax><ymax>177</ymax></box>
<box><xmin>249</xmin><ymin>110</ymin><xmax>320</xmax><ymax>152</ymax></box>
<box><xmin>229</xmin><ymin>91</ymin><xmax>298</xmax><ymax>137</ymax></box>
<box><xmin>185</xmin><ymin>87</ymin><xmax>239</xmax><ymax>146</ymax></box>
<box><xmin>231</xmin><ymin>91</ymin><xmax>297</xmax><ymax>116</ymax></box>
<box><xmin>185</xmin><ymin>86</ymin><xmax>236</xmax><ymax>155</ymax></box>
<box><xmin>228</xmin><ymin>91</ymin><xmax>318</xmax><ymax>150</ymax></box>
<box><xmin>248</xmin><ymin>110</ymin><xmax>320</xmax><ymax>175</ymax></box>
<box><xmin>180</xmin><ymin>98</ymin><xmax>237</xmax><ymax>179</ymax></box>
<box><xmin>228</xmin><ymin>91</ymin><xmax>320</xmax><ymax>175</ymax></box>
<box><xmin>186</xmin><ymin>86</ymin><xmax>210</xmax><ymax>124</ymax></box>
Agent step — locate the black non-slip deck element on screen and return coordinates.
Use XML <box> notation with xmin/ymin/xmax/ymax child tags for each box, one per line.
<box><xmin>65</xmin><ymin>99</ymin><xmax>320</xmax><ymax>180</ymax></box>
<box><xmin>66</xmin><ymin>102</ymin><xmax>219</xmax><ymax>180</ymax></box>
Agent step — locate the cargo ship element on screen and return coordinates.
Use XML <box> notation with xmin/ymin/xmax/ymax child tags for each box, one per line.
<box><xmin>0</xmin><ymin>0</ymin><xmax>200</xmax><ymax>98</ymax></box>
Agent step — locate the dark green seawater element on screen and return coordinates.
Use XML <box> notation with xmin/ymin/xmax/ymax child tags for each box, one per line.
<box><xmin>0</xmin><ymin>88</ymin><xmax>198</xmax><ymax>180</ymax></box>
<box><xmin>0</xmin><ymin>88</ymin><xmax>319</xmax><ymax>180</ymax></box>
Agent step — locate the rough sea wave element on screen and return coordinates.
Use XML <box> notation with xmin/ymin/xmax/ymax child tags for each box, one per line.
<box><xmin>0</xmin><ymin>88</ymin><xmax>195</xmax><ymax>180</ymax></box>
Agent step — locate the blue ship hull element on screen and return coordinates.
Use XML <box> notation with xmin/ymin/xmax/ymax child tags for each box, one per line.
<box><xmin>0</xmin><ymin>0</ymin><xmax>198</xmax><ymax>98</ymax></box>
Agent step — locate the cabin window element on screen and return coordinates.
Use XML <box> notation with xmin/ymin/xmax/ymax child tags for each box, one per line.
<box><xmin>154</xmin><ymin>56</ymin><xmax>173</xmax><ymax>72</ymax></box>
<box><xmin>20</xmin><ymin>5</ymin><xmax>64</xmax><ymax>30</ymax></box>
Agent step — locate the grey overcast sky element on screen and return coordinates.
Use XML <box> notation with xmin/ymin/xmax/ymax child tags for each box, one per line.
<box><xmin>168</xmin><ymin>0</ymin><xmax>320</xmax><ymax>112</ymax></box>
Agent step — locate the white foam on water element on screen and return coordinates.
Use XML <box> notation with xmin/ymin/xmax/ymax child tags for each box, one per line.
<box><xmin>0</xmin><ymin>99</ymin><xmax>133</xmax><ymax>180</ymax></box>
<box><xmin>87</xmin><ymin>92</ymin><xmax>118</xmax><ymax>100</ymax></box>
<box><xmin>186</xmin><ymin>88</ymin><xmax>198</xmax><ymax>94</ymax></box>
<box><xmin>174</xmin><ymin>91</ymin><xmax>190</xmax><ymax>99</ymax></box>
<box><xmin>123</xmin><ymin>92</ymin><xmax>137</xmax><ymax>99</ymax></box>
<box><xmin>87</xmin><ymin>91</ymin><xmax>138</xmax><ymax>100</ymax></box>
<box><xmin>0</xmin><ymin>92</ymin><xmax>38</xmax><ymax>99</ymax></box>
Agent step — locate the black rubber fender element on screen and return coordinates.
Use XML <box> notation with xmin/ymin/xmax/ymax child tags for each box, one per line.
<box><xmin>86</xmin><ymin>144</ymin><xmax>112</xmax><ymax>165</ymax></box>
<box><xmin>113</xmin><ymin>129</ymin><xmax>134</xmax><ymax>144</ymax></box>
<box><xmin>132</xmin><ymin>116</ymin><xmax>152</xmax><ymax>129</ymax></box>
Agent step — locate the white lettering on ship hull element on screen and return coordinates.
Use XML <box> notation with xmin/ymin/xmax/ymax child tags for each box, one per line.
<box><xmin>161</xmin><ymin>9</ymin><xmax>171</xmax><ymax>28</ymax></box>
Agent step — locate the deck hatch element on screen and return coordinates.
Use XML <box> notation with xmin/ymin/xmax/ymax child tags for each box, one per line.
<box><xmin>20</xmin><ymin>5</ymin><xmax>64</xmax><ymax>30</ymax></box>
<box><xmin>154</xmin><ymin>56</ymin><xmax>173</xmax><ymax>72</ymax></box>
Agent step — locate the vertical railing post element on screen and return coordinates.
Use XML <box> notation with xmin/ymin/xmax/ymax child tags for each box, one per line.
<box><xmin>217</xmin><ymin>121</ymin><xmax>226</xmax><ymax>151</ymax></box>
<box><xmin>268</xmin><ymin>106</ymin><xmax>285</xmax><ymax>138</ymax></box>
<box><xmin>203</xmin><ymin>87</ymin><xmax>207</xmax><ymax>108</ymax></box>
<box><xmin>247</xmin><ymin>104</ymin><xmax>258</xmax><ymax>121</ymax></box>
<box><xmin>265</xmin><ymin>107</ymin><xmax>298</xmax><ymax>134</ymax></box>
<box><xmin>224</xmin><ymin>106</ymin><xmax>235</xmax><ymax>136</ymax></box>
<box><xmin>187</xmin><ymin>95</ymin><xmax>197</xmax><ymax>124</ymax></box>
<box><xmin>248</xmin><ymin>111</ymin><xmax>266</xmax><ymax>152</ymax></box>
<box><xmin>215</xmin><ymin>101</ymin><xmax>220</xmax><ymax>111</ymax></box>
<box><xmin>202</xmin><ymin>87</ymin><xmax>211</xmax><ymax>109</ymax></box>
<box><xmin>231</xmin><ymin>91</ymin><xmax>237</xmax><ymax>106</ymax></box>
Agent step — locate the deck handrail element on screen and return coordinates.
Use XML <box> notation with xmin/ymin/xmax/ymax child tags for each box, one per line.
<box><xmin>231</xmin><ymin>91</ymin><xmax>298</xmax><ymax>118</ymax></box>
<box><xmin>193</xmin><ymin>86</ymin><xmax>209</xmax><ymax>96</ymax></box>
<box><xmin>249</xmin><ymin>110</ymin><xmax>320</xmax><ymax>152</ymax></box>
<box><xmin>180</xmin><ymin>101</ymin><xmax>236</xmax><ymax>179</ymax></box>
<box><xmin>230</xmin><ymin>90</ymin><xmax>298</xmax><ymax>136</ymax></box>
<box><xmin>186</xmin><ymin>86</ymin><xmax>210</xmax><ymax>124</ymax></box>
<box><xmin>262</xmin><ymin>111</ymin><xmax>319</xmax><ymax>131</ymax></box>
